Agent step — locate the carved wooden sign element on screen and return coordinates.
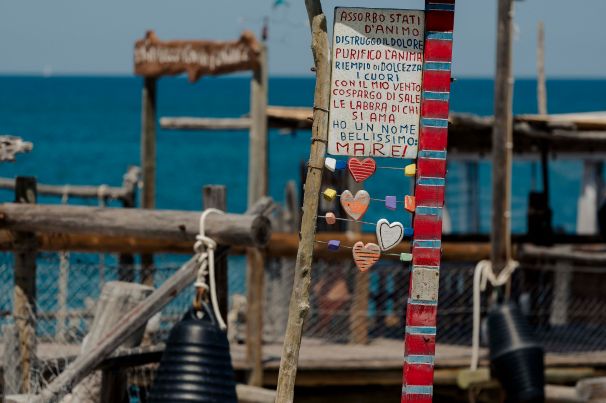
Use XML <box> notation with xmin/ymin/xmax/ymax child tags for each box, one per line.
<box><xmin>328</xmin><ymin>8</ymin><xmax>426</xmax><ymax>159</ymax></box>
<box><xmin>134</xmin><ymin>30</ymin><xmax>261</xmax><ymax>82</ymax></box>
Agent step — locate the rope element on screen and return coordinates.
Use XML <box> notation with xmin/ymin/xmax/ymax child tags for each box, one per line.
<box><xmin>193</xmin><ymin>208</ymin><xmax>227</xmax><ymax>331</ymax></box>
<box><xmin>470</xmin><ymin>259</ymin><xmax>519</xmax><ymax>370</ymax></box>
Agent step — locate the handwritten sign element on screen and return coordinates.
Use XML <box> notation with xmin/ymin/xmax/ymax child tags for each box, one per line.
<box><xmin>328</xmin><ymin>8</ymin><xmax>425</xmax><ymax>159</ymax></box>
<box><xmin>134</xmin><ymin>31</ymin><xmax>261</xmax><ymax>82</ymax></box>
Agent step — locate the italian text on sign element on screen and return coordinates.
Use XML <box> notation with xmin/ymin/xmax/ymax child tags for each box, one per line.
<box><xmin>328</xmin><ymin>8</ymin><xmax>425</xmax><ymax>159</ymax></box>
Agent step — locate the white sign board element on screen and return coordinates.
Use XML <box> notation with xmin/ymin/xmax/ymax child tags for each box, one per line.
<box><xmin>328</xmin><ymin>8</ymin><xmax>425</xmax><ymax>159</ymax></box>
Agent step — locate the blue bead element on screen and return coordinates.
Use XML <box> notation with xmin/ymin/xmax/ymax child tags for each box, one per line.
<box><xmin>328</xmin><ymin>240</ymin><xmax>341</xmax><ymax>251</ymax></box>
<box><xmin>404</xmin><ymin>227</ymin><xmax>414</xmax><ymax>237</ymax></box>
<box><xmin>335</xmin><ymin>160</ymin><xmax>347</xmax><ymax>170</ymax></box>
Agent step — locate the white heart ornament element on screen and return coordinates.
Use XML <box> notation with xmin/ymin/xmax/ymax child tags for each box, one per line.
<box><xmin>376</xmin><ymin>219</ymin><xmax>404</xmax><ymax>251</ymax></box>
<box><xmin>325</xmin><ymin>157</ymin><xmax>337</xmax><ymax>172</ymax></box>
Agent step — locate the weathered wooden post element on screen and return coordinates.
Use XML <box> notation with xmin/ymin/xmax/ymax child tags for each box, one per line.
<box><xmin>245</xmin><ymin>43</ymin><xmax>269</xmax><ymax>387</ymax></box>
<box><xmin>141</xmin><ymin>77</ymin><xmax>157</xmax><ymax>286</ymax></box>
<box><xmin>203</xmin><ymin>185</ymin><xmax>228</xmax><ymax>317</ymax></box>
<box><xmin>275</xmin><ymin>0</ymin><xmax>330</xmax><ymax>400</ymax></box>
<box><xmin>13</xmin><ymin>176</ymin><xmax>38</xmax><ymax>394</ymax></box>
<box><xmin>491</xmin><ymin>0</ymin><xmax>515</xmax><ymax>280</ymax></box>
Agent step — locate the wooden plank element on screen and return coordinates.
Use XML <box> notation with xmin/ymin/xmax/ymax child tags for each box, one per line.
<box><xmin>0</xmin><ymin>203</ymin><xmax>270</xmax><ymax>247</ymax></box>
<box><xmin>33</xmin><ymin>257</ymin><xmax>200</xmax><ymax>403</ymax></box>
<box><xmin>12</xmin><ymin>177</ymin><xmax>37</xmax><ymax>394</ymax></box>
<box><xmin>275</xmin><ymin>2</ymin><xmax>331</xmax><ymax>401</ymax></box>
<box><xmin>72</xmin><ymin>282</ymin><xmax>153</xmax><ymax>402</ymax></box>
<box><xmin>0</xmin><ymin>179</ymin><xmax>131</xmax><ymax>201</ymax></box>
<box><xmin>160</xmin><ymin>117</ymin><xmax>252</xmax><ymax>130</ymax></box>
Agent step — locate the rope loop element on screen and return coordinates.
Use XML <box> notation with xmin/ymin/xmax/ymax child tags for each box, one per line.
<box><xmin>192</xmin><ymin>208</ymin><xmax>227</xmax><ymax>331</ymax></box>
<box><xmin>470</xmin><ymin>259</ymin><xmax>519</xmax><ymax>370</ymax></box>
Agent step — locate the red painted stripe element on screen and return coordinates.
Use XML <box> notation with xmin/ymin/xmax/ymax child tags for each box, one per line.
<box><xmin>402</xmin><ymin>394</ymin><xmax>433</xmax><ymax>403</ymax></box>
<box><xmin>412</xmin><ymin>215</ymin><xmax>443</xmax><ymax>240</ymax></box>
<box><xmin>426</xmin><ymin>11</ymin><xmax>455</xmax><ymax>32</ymax></box>
<box><xmin>404</xmin><ymin>363</ymin><xmax>435</xmax><ymax>386</ymax></box>
<box><xmin>421</xmin><ymin>71</ymin><xmax>452</xmax><ymax>92</ymax></box>
<box><xmin>419</xmin><ymin>127</ymin><xmax>448</xmax><ymax>150</ymax></box>
<box><xmin>425</xmin><ymin>39</ymin><xmax>453</xmax><ymax>62</ymax></box>
<box><xmin>412</xmin><ymin>247</ymin><xmax>441</xmax><ymax>267</ymax></box>
<box><xmin>421</xmin><ymin>99</ymin><xmax>449</xmax><ymax>119</ymax></box>
<box><xmin>414</xmin><ymin>185</ymin><xmax>445</xmax><ymax>207</ymax></box>
<box><xmin>404</xmin><ymin>334</ymin><xmax>436</xmax><ymax>356</ymax></box>
<box><xmin>406</xmin><ymin>304</ymin><xmax>438</xmax><ymax>326</ymax></box>
<box><xmin>417</xmin><ymin>157</ymin><xmax>447</xmax><ymax>177</ymax></box>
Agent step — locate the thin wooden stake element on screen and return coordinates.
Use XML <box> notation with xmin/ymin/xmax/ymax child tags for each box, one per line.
<box><xmin>141</xmin><ymin>77</ymin><xmax>157</xmax><ymax>286</ymax></box>
<box><xmin>275</xmin><ymin>1</ymin><xmax>330</xmax><ymax>400</ymax></box>
<box><xmin>491</xmin><ymin>0</ymin><xmax>515</xmax><ymax>278</ymax></box>
<box><xmin>13</xmin><ymin>177</ymin><xmax>37</xmax><ymax>394</ymax></box>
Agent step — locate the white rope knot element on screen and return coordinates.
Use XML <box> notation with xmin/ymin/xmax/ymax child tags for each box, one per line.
<box><xmin>193</xmin><ymin>208</ymin><xmax>227</xmax><ymax>331</ymax></box>
<box><xmin>470</xmin><ymin>259</ymin><xmax>519</xmax><ymax>370</ymax></box>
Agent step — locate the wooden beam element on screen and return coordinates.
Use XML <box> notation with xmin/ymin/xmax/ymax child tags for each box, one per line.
<box><xmin>0</xmin><ymin>203</ymin><xmax>271</xmax><ymax>248</ymax></box>
<box><xmin>491</xmin><ymin>0</ymin><xmax>515</xmax><ymax>277</ymax></box>
<box><xmin>160</xmin><ymin>117</ymin><xmax>252</xmax><ymax>130</ymax></box>
<box><xmin>275</xmin><ymin>1</ymin><xmax>331</xmax><ymax>401</ymax></box>
<box><xmin>141</xmin><ymin>77</ymin><xmax>157</xmax><ymax>286</ymax></box>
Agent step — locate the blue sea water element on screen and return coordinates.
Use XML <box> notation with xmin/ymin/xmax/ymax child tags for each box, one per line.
<box><xmin>0</xmin><ymin>76</ymin><xmax>605</xmax><ymax>234</ymax></box>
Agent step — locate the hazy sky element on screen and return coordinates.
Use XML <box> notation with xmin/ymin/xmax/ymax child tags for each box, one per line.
<box><xmin>0</xmin><ymin>0</ymin><xmax>604</xmax><ymax>77</ymax></box>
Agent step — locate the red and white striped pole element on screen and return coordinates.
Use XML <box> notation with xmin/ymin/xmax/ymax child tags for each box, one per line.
<box><xmin>402</xmin><ymin>1</ymin><xmax>456</xmax><ymax>402</ymax></box>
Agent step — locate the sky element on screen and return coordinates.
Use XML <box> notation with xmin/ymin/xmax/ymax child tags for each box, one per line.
<box><xmin>0</xmin><ymin>0</ymin><xmax>604</xmax><ymax>77</ymax></box>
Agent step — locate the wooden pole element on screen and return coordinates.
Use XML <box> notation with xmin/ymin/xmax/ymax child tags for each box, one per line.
<box><xmin>141</xmin><ymin>77</ymin><xmax>157</xmax><ymax>286</ymax></box>
<box><xmin>248</xmin><ymin>45</ymin><xmax>269</xmax><ymax>205</ymax></box>
<box><xmin>275</xmin><ymin>1</ymin><xmax>330</xmax><ymax>400</ymax></box>
<box><xmin>491</xmin><ymin>0</ymin><xmax>515</xmax><ymax>278</ymax></box>
<box><xmin>246</xmin><ymin>44</ymin><xmax>269</xmax><ymax>387</ymax></box>
<box><xmin>537</xmin><ymin>21</ymin><xmax>547</xmax><ymax>116</ymax></box>
<box><xmin>203</xmin><ymin>185</ymin><xmax>229</xmax><ymax>321</ymax></box>
<box><xmin>13</xmin><ymin>177</ymin><xmax>37</xmax><ymax>394</ymax></box>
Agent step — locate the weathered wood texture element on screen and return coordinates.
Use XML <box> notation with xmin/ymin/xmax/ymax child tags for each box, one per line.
<box><xmin>3</xmin><ymin>324</ymin><xmax>25</xmax><ymax>395</ymax></box>
<box><xmin>246</xmin><ymin>50</ymin><xmax>269</xmax><ymax>387</ymax></box>
<box><xmin>140</xmin><ymin>77</ymin><xmax>157</xmax><ymax>286</ymax></box>
<box><xmin>203</xmin><ymin>185</ymin><xmax>229</xmax><ymax>321</ymax></box>
<box><xmin>160</xmin><ymin>117</ymin><xmax>252</xmax><ymax>130</ymax></box>
<box><xmin>0</xmin><ymin>203</ymin><xmax>271</xmax><ymax>247</ymax></box>
<box><xmin>13</xmin><ymin>177</ymin><xmax>37</xmax><ymax>394</ymax></box>
<box><xmin>576</xmin><ymin>377</ymin><xmax>606</xmax><ymax>402</ymax></box>
<box><xmin>236</xmin><ymin>384</ymin><xmax>276</xmax><ymax>403</ymax></box>
<box><xmin>275</xmin><ymin>1</ymin><xmax>331</xmax><ymax>401</ymax></box>
<box><xmin>491</xmin><ymin>0</ymin><xmax>515</xmax><ymax>276</ymax></box>
<box><xmin>0</xmin><ymin>167</ymin><xmax>139</xmax><ymax>202</ymax></box>
<box><xmin>34</xmin><ymin>258</ymin><xmax>200</xmax><ymax>403</ymax></box>
<box><xmin>69</xmin><ymin>282</ymin><xmax>153</xmax><ymax>403</ymax></box>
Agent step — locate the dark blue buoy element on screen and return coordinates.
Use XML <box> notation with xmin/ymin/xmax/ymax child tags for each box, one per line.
<box><xmin>148</xmin><ymin>303</ymin><xmax>237</xmax><ymax>402</ymax></box>
<box><xmin>488</xmin><ymin>302</ymin><xmax>545</xmax><ymax>403</ymax></box>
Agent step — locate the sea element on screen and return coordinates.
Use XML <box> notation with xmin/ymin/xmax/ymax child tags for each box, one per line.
<box><xmin>1</xmin><ymin>76</ymin><xmax>605</xmax><ymax>235</ymax></box>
